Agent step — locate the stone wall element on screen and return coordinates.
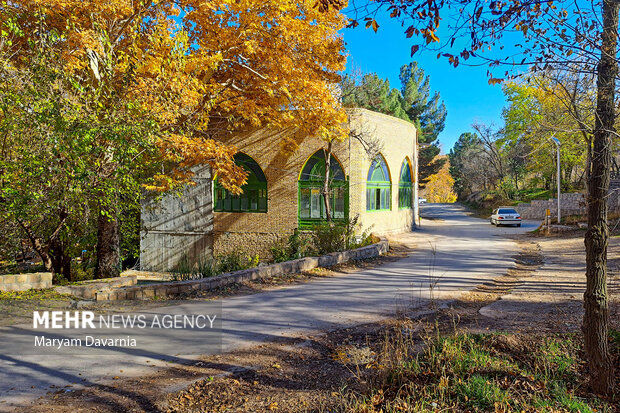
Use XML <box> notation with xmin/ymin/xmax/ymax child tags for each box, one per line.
<box><xmin>97</xmin><ymin>239</ymin><xmax>389</xmax><ymax>301</ymax></box>
<box><xmin>515</xmin><ymin>189</ymin><xmax>620</xmax><ymax>220</ymax></box>
<box><xmin>0</xmin><ymin>272</ymin><xmax>52</xmax><ymax>292</ymax></box>
<box><xmin>141</xmin><ymin>165</ymin><xmax>213</xmax><ymax>272</ymax></box>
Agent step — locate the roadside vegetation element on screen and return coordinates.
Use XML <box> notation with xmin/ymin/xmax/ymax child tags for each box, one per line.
<box><xmin>171</xmin><ymin>217</ymin><xmax>375</xmax><ymax>281</ymax></box>
<box><xmin>335</xmin><ymin>331</ymin><xmax>617</xmax><ymax>412</ymax></box>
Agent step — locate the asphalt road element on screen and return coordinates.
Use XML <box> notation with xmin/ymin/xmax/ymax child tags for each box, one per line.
<box><xmin>0</xmin><ymin>203</ymin><xmax>539</xmax><ymax>410</ymax></box>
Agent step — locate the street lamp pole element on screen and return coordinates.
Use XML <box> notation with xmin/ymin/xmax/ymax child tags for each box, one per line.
<box><xmin>551</xmin><ymin>136</ymin><xmax>561</xmax><ymax>224</ymax></box>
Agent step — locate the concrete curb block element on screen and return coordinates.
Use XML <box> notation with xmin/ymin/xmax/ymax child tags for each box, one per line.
<box><xmin>55</xmin><ymin>275</ymin><xmax>137</xmax><ymax>299</ymax></box>
<box><xmin>0</xmin><ymin>272</ymin><xmax>53</xmax><ymax>292</ymax></box>
<box><xmin>95</xmin><ymin>238</ymin><xmax>389</xmax><ymax>301</ymax></box>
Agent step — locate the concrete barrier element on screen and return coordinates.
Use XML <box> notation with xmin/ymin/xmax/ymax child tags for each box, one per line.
<box><xmin>95</xmin><ymin>238</ymin><xmax>390</xmax><ymax>301</ymax></box>
<box><xmin>55</xmin><ymin>275</ymin><xmax>137</xmax><ymax>299</ymax></box>
<box><xmin>0</xmin><ymin>272</ymin><xmax>53</xmax><ymax>292</ymax></box>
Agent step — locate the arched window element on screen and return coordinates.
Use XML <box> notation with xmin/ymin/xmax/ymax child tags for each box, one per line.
<box><xmin>366</xmin><ymin>155</ymin><xmax>391</xmax><ymax>211</ymax></box>
<box><xmin>298</xmin><ymin>149</ymin><xmax>348</xmax><ymax>228</ymax></box>
<box><xmin>399</xmin><ymin>158</ymin><xmax>413</xmax><ymax>209</ymax></box>
<box><xmin>214</xmin><ymin>153</ymin><xmax>267</xmax><ymax>212</ymax></box>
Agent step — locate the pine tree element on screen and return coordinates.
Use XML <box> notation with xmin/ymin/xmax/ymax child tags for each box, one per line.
<box><xmin>341</xmin><ymin>62</ymin><xmax>448</xmax><ymax>187</ymax></box>
<box><xmin>400</xmin><ymin>62</ymin><xmax>447</xmax><ymax>186</ymax></box>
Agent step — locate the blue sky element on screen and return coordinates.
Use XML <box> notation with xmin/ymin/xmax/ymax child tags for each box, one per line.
<box><xmin>340</xmin><ymin>14</ymin><xmax>507</xmax><ymax>154</ymax></box>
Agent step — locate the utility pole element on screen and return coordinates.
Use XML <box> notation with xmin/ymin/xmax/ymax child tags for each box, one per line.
<box><xmin>551</xmin><ymin>136</ymin><xmax>561</xmax><ymax>224</ymax></box>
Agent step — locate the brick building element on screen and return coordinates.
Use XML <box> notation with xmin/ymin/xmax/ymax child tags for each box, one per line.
<box><xmin>141</xmin><ymin>108</ymin><xmax>418</xmax><ymax>271</ymax></box>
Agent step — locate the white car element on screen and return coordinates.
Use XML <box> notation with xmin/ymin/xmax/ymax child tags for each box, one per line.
<box><xmin>419</xmin><ymin>198</ymin><xmax>427</xmax><ymax>204</ymax></box>
<box><xmin>490</xmin><ymin>207</ymin><xmax>522</xmax><ymax>227</ymax></box>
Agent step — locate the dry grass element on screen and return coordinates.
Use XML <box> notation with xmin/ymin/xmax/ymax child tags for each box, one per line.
<box><xmin>327</xmin><ymin>327</ymin><xmax>618</xmax><ymax>412</ymax></box>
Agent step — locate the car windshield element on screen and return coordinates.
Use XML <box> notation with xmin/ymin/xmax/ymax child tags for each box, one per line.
<box><xmin>498</xmin><ymin>208</ymin><xmax>517</xmax><ymax>214</ymax></box>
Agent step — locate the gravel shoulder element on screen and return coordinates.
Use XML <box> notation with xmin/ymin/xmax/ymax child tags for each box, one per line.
<box><xmin>479</xmin><ymin>233</ymin><xmax>620</xmax><ymax>333</ymax></box>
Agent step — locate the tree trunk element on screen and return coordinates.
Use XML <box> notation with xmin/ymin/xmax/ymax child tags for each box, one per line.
<box><xmin>583</xmin><ymin>0</ymin><xmax>617</xmax><ymax>396</ymax></box>
<box><xmin>322</xmin><ymin>141</ymin><xmax>333</xmax><ymax>222</ymax></box>
<box><xmin>586</xmin><ymin>137</ymin><xmax>592</xmax><ymax>186</ymax></box>
<box><xmin>95</xmin><ymin>205</ymin><xmax>121</xmax><ymax>279</ymax></box>
<box><xmin>17</xmin><ymin>219</ymin><xmax>57</xmax><ymax>276</ymax></box>
<box><xmin>49</xmin><ymin>238</ymin><xmax>72</xmax><ymax>282</ymax></box>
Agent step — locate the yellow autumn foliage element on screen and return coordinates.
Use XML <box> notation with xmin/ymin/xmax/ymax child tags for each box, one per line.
<box><xmin>423</xmin><ymin>157</ymin><xmax>457</xmax><ymax>203</ymax></box>
<box><xmin>0</xmin><ymin>0</ymin><xmax>348</xmax><ymax>193</ymax></box>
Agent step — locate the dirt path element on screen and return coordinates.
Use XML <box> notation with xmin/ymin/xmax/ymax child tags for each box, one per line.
<box><xmin>478</xmin><ymin>234</ymin><xmax>620</xmax><ymax>333</ymax></box>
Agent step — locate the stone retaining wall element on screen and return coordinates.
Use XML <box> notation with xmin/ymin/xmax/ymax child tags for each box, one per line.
<box><xmin>515</xmin><ymin>191</ymin><xmax>620</xmax><ymax>220</ymax></box>
<box><xmin>55</xmin><ymin>275</ymin><xmax>137</xmax><ymax>299</ymax></box>
<box><xmin>0</xmin><ymin>272</ymin><xmax>52</xmax><ymax>292</ymax></box>
<box><xmin>96</xmin><ymin>239</ymin><xmax>389</xmax><ymax>301</ymax></box>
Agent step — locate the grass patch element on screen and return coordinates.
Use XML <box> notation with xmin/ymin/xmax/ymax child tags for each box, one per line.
<box><xmin>518</xmin><ymin>188</ymin><xmax>552</xmax><ymax>202</ymax></box>
<box><xmin>335</xmin><ymin>332</ymin><xmax>617</xmax><ymax>412</ymax></box>
<box><xmin>0</xmin><ymin>288</ymin><xmax>70</xmax><ymax>300</ymax></box>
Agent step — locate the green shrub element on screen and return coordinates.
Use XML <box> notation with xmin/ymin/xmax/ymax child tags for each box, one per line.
<box><xmin>70</xmin><ymin>265</ymin><xmax>94</xmax><ymax>282</ymax></box>
<box><xmin>312</xmin><ymin>215</ymin><xmax>371</xmax><ymax>255</ymax></box>
<box><xmin>171</xmin><ymin>254</ymin><xmax>196</xmax><ymax>281</ymax></box>
<box><xmin>270</xmin><ymin>240</ymin><xmax>291</xmax><ymax>263</ymax></box>
<box><xmin>196</xmin><ymin>256</ymin><xmax>218</xmax><ymax>278</ymax></box>
<box><xmin>270</xmin><ymin>229</ymin><xmax>316</xmax><ymax>262</ymax></box>
<box><xmin>312</xmin><ymin>221</ymin><xmax>347</xmax><ymax>254</ymax></box>
<box><xmin>172</xmin><ymin>250</ymin><xmax>260</xmax><ymax>280</ymax></box>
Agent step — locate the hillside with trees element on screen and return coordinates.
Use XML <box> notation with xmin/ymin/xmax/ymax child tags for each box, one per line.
<box><xmin>449</xmin><ymin>70</ymin><xmax>619</xmax><ymax>207</ymax></box>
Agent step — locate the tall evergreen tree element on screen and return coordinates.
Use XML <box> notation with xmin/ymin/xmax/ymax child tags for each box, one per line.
<box><xmin>400</xmin><ymin>62</ymin><xmax>447</xmax><ymax>186</ymax></box>
<box><xmin>341</xmin><ymin>73</ymin><xmax>409</xmax><ymax>121</ymax></box>
<box><xmin>341</xmin><ymin>62</ymin><xmax>447</xmax><ymax>187</ymax></box>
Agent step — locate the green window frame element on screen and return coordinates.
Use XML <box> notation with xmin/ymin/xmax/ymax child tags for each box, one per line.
<box><xmin>399</xmin><ymin>159</ymin><xmax>413</xmax><ymax>209</ymax></box>
<box><xmin>366</xmin><ymin>155</ymin><xmax>391</xmax><ymax>211</ymax></box>
<box><xmin>214</xmin><ymin>153</ymin><xmax>267</xmax><ymax>213</ymax></box>
<box><xmin>298</xmin><ymin>149</ymin><xmax>348</xmax><ymax>229</ymax></box>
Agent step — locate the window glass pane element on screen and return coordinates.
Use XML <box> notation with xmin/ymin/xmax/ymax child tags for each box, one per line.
<box><xmin>215</xmin><ymin>153</ymin><xmax>267</xmax><ymax>213</ymax></box>
<box><xmin>232</xmin><ymin>195</ymin><xmax>240</xmax><ymax>211</ymax></box>
<box><xmin>214</xmin><ymin>189</ymin><xmax>221</xmax><ymax>210</ymax></box>
<box><xmin>223</xmin><ymin>192</ymin><xmax>231</xmax><ymax>211</ymax></box>
<box><xmin>241</xmin><ymin>191</ymin><xmax>249</xmax><ymax>210</ymax></box>
<box><xmin>400</xmin><ymin>186</ymin><xmax>411</xmax><ymax>208</ymax></box>
<box><xmin>334</xmin><ymin>187</ymin><xmax>344</xmax><ymax>218</ymax></box>
<box><xmin>301</xmin><ymin>150</ymin><xmax>345</xmax><ymax>181</ymax></box>
<box><xmin>258</xmin><ymin>190</ymin><xmax>267</xmax><ymax>211</ymax></box>
<box><xmin>375</xmin><ymin>188</ymin><xmax>381</xmax><ymax>209</ymax></box>
<box><xmin>300</xmin><ymin>188</ymin><xmax>310</xmax><ymax>218</ymax></box>
<box><xmin>311</xmin><ymin>189</ymin><xmax>321</xmax><ymax>218</ymax></box>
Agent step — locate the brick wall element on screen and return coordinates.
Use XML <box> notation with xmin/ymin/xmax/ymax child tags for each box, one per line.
<box><xmin>211</xmin><ymin>126</ymin><xmax>352</xmax><ymax>258</ymax></box>
<box><xmin>141</xmin><ymin>108</ymin><xmax>419</xmax><ymax>264</ymax></box>
<box><xmin>212</xmin><ymin>108</ymin><xmax>418</xmax><ymax>258</ymax></box>
<box><xmin>348</xmin><ymin>110</ymin><xmax>418</xmax><ymax>235</ymax></box>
